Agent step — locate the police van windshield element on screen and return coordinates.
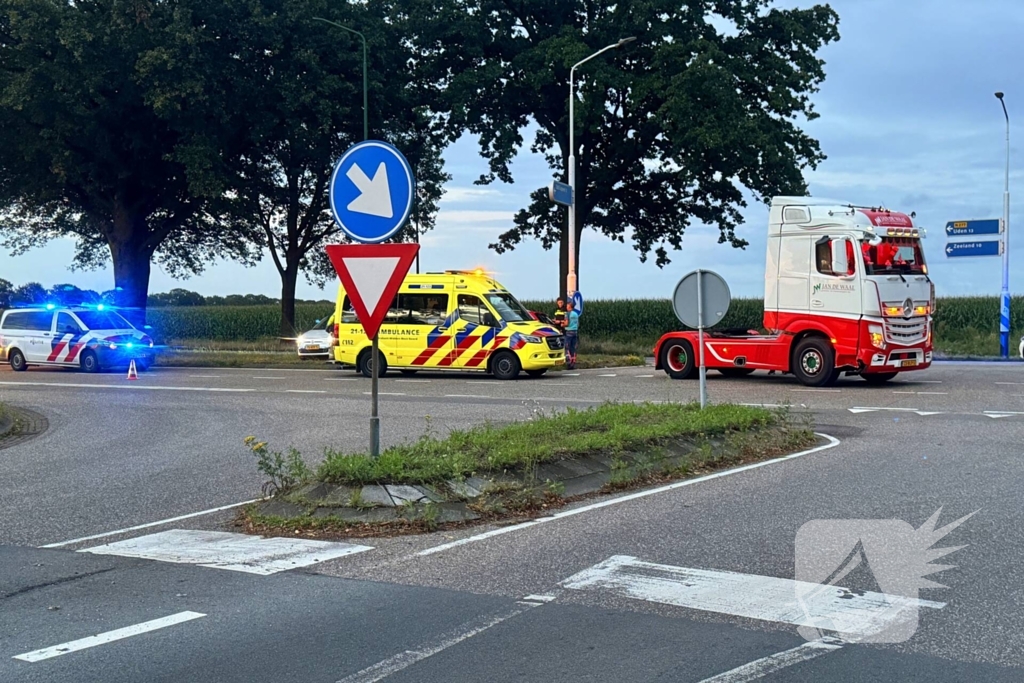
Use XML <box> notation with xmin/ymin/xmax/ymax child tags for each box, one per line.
<box><xmin>76</xmin><ymin>310</ymin><xmax>134</xmax><ymax>330</ymax></box>
<box><xmin>861</xmin><ymin>237</ymin><xmax>927</xmax><ymax>275</ymax></box>
<box><xmin>484</xmin><ymin>293</ymin><xmax>532</xmax><ymax>323</ymax></box>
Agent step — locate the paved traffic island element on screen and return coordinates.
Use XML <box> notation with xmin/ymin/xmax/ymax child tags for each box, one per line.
<box><xmin>240</xmin><ymin>403</ymin><xmax>819</xmax><ymax>537</ymax></box>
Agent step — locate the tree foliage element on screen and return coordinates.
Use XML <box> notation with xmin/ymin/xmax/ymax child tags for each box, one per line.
<box><xmin>0</xmin><ymin>0</ymin><xmax>257</xmax><ymax>322</ymax></box>
<box><xmin>401</xmin><ymin>0</ymin><xmax>840</xmax><ymax>295</ymax></box>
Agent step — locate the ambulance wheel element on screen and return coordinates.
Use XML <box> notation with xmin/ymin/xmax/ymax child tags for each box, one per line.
<box><xmin>357</xmin><ymin>349</ymin><xmax>388</xmax><ymax>378</ymax></box>
<box><xmin>791</xmin><ymin>337</ymin><xmax>836</xmax><ymax>387</ymax></box>
<box><xmin>399</xmin><ymin>369</ymin><xmax>418</xmax><ymax>376</ymax></box>
<box><xmin>9</xmin><ymin>349</ymin><xmax>27</xmax><ymax>372</ymax></box>
<box><xmin>718</xmin><ymin>368</ymin><xmax>755</xmax><ymax>378</ymax></box>
<box><xmin>862</xmin><ymin>372</ymin><xmax>898</xmax><ymax>385</ymax></box>
<box><xmin>661</xmin><ymin>340</ymin><xmax>696</xmax><ymax>380</ymax></box>
<box><xmin>80</xmin><ymin>350</ymin><xmax>100</xmax><ymax>374</ymax></box>
<box><xmin>526</xmin><ymin>369</ymin><xmax>548</xmax><ymax>378</ymax></box>
<box><xmin>491</xmin><ymin>351</ymin><xmax>521</xmax><ymax>380</ymax></box>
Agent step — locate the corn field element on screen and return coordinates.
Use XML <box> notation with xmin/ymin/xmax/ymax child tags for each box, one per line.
<box><xmin>147</xmin><ymin>296</ymin><xmax>1024</xmax><ymax>344</ymax></box>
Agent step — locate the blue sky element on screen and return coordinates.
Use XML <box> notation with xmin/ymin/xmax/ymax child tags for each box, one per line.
<box><xmin>2</xmin><ymin>0</ymin><xmax>1021</xmax><ymax>301</ymax></box>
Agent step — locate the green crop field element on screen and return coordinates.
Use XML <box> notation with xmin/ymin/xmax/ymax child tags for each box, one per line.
<box><xmin>146</xmin><ymin>296</ymin><xmax>1024</xmax><ymax>358</ymax></box>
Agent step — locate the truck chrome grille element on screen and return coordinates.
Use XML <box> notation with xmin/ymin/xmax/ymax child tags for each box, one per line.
<box><xmin>884</xmin><ymin>317</ymin><xmax>927</xmax><ymax>345</ymax></box>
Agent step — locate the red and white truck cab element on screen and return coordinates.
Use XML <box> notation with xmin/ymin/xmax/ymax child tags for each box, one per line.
<box><xmin>655</xmin><ymin>197</ymin><xmax>934</xmax><ymax>387</ymax></box>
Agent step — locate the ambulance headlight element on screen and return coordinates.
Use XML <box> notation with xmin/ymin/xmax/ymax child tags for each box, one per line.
<box><xmin>522</xmin><ymin>335</ymin><xmax>543</xmax><ymax>344</ymax></box>
<box><xmin>108</xmin><ymin>343</ymin><xmax>117</xmax><ymax>350</ymax></box>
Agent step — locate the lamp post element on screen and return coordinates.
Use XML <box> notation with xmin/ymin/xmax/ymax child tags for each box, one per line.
<box><xmin>313</xmin><ymin>18</ymin><xmax>368</xmax><ymax>141</ymax></box>
<box><xmin>996</xmin><ymin>92</ymin><xmax>1011</xmax><ymax>358</ymax></box>
<box><xmin>566</xmin><ymin>37</ymin><xmax>635</xmax><ymax>298</ymax></box>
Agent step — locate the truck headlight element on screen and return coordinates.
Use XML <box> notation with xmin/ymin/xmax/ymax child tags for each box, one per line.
<box><xmin>869</xmin><ymin>325</ymin><xmax>885</xmax><ymax>350</ymax></box>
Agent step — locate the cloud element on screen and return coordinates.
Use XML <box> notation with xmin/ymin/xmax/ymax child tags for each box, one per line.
<box><xmin>441</xmin><ymin>187</ymin><xmax>504</xmax><ymax>204</ymax></box>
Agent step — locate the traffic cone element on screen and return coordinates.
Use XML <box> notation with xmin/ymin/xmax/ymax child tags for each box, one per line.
<box><xmin>127</xmin><ymin>359</ymin><xmax>138</xmax><ymax>380</ymax></box>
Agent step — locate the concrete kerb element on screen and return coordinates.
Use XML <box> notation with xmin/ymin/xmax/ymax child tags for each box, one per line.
<box><xmin>253</xmin><ymin>430</ymin><xmax>823</xmax><ymax>528</ymax></box>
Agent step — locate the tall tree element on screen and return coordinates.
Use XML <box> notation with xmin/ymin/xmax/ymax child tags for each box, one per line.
<box><xmin>178</xmin><ymin>0</ymin><xmax>448</xmax><ymax>337</ymax></box>
<box><xmin>401</xmin><ymin>0</ymin><xmax>840</xmax><ymax>296</ymax></box>
<box><xmin>0</xmin><ymin>0</ymin><xmax>254</xmax><ymax>323</ymax></box>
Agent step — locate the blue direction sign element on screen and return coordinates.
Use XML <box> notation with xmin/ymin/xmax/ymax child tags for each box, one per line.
<box><xmin>945</xmin><ymin>219</ymin><xmax>1002</xmax><ymax>237</ymax></box>
<box><xmin>549</xmin><ymin>181</ymin><xmax>573</xmax><ymax>207</ymax></box>
<box><xmin>329</xmin><ymin>140</ymin><xmax>415</xmax><ymax>243</ymax></box>
<box><xmin>572</xmin><ymin>290</ymin><xmax>584</xmax><ymax>316</ymax></box>
<box><xmin>945</xmin><ymin>240</ymin><xmax>1002</xmax><ymax>258</ymax></box>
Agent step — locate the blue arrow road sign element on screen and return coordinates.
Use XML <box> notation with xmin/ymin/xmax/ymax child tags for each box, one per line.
<box><xmin>572</xmin><ymin>291</ymin><xmax>584</xmax><ymax>316</ymax></box>
<box><xmin>945</xmin><ymin>240</ymin><xmax>1002</xmax><ymax>258</ymax></box>
<box><xmin>549</xmin><ymin>181</ymin><xmax>573</xmax><ymax>207</ymax></box>
<box><xmin>945</xmin><ymin>219</ymin><xmax>1002</xmax><ymax>237</ymax></box>
<box><xmin>329</xmin><ymin>140</ymin><xmax>415</xmax><ymax>243</ymax></box>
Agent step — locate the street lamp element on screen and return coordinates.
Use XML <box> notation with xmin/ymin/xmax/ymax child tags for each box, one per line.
<box><xmin>566</xmin><ymin>36</ymin><xmax>635</xmax><ymax>298</ymax></box>
<box><xmin>996</xmin><ymin>92</ymin><xmax>1011</xmax><ymax>358</ymax></box>
<box><xmin>313</xmin><ymin>17</ymin><xmax>368</xmax><ymax>141</ymax></box>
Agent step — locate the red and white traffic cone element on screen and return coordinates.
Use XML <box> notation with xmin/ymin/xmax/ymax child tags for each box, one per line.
<box><xmin>127</xmin><ymin>359</ymin><xmax>138</xmax><ymax>380</ymax></box>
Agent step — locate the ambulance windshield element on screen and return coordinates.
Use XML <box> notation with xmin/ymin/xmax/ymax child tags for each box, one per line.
<box><xmin>861</xmin><ymin>237</ymin><xmax>927</xmax><ymax>275</ymax></box>
<box><xmin>485</xmin><ymin>293</ymin><xmax>532</xmax><ymax>323</ymax></box>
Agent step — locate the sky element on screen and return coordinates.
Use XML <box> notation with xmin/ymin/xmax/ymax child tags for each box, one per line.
<box><xmin>2</xmin><ymin>0</ymin><xmax>1022</xmax><ymax>302</ymax></box>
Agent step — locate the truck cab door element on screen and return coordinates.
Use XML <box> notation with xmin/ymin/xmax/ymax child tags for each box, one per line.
<box><xmin>811</xmin><ymin>236</ymin><xmax>861</xmax><ymax>318</ymax></box>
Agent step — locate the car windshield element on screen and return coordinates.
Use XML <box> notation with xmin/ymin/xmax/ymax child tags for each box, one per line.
<box><xmin>75</xmin><ymin>310</ymin><xmax>134</xmax><ymax>330</ymax></box>
<box><xmin>861</xmin><ymin>237</ymin><xmax>927</xmax><ymax>275</ymax></box>
<box><xmin>484</xmin><ymin>292</ymin><xmax>532</xmax><ymax>323</ymax></box>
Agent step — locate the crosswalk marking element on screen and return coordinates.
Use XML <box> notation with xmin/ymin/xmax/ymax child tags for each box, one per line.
<box><xmin>81</xmin><ymin>529</ymin><xmax>371</xmax><ymax>575</ymax></box>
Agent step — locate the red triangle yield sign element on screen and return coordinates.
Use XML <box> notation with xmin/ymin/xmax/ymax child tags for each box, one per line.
<box><xmin>325</xmin><ymin>243</ymin><xmax>420</xmax><ymax>340</ymax></box>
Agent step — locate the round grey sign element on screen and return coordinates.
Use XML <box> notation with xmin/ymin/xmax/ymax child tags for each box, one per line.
<box><xmin>672</xmin><ymin>270</ymin><xmax>732</xmax><ymax>329</ymax></box>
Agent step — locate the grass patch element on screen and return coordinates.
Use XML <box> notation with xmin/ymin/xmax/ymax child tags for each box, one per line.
<box><xmin>315</xmin><ymin>402</ymin><xmax>778</xmax><ymax>487</ymax></box>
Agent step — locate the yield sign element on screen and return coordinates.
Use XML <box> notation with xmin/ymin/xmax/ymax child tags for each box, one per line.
<box><xmin>325</xmin><ymin>243</ymin><xmax>419</xmax><ymax>340</ymax></box>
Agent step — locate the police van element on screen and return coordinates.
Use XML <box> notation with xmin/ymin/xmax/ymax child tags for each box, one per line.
<box><xmin>332</xmin><ymin>270</ymin><xmax>565</xmax><ymax>379</ymax></box>
<box><xmin>0</xmin><ymin>306</ymin><xmax>156</xmax><ymax>373</ymax></box>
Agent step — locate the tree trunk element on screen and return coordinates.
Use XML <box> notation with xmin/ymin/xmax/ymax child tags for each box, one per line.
<box><xmin>108</xmin><ymin>207</ymin><xmax>153</xmax><ymax>329</ymax></box>
<box><xmin>280</xmin><ymin>262</ymin><xmax>299</xmax><ymax>339</ymax></box>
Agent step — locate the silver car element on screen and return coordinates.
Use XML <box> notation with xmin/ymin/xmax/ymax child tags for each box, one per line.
<box><xmin>296</xmin><ymin>317</ymin><xmax>334</xmax><ymax>359</ymax></box>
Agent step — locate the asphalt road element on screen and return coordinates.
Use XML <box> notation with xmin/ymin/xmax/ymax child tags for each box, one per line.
<box><xmin>2</xmin><ymin>361</ymin><xmax>1024</xmax><ymax>681</ymax></box>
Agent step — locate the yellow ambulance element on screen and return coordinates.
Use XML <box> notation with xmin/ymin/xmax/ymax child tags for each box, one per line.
<box><xmin>332</xmin><ymin>270</ymin><xmax>565</xmax><ymax>379</ymax></box>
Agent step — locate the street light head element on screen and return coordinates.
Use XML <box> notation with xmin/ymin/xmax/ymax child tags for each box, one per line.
<box><xmin>996</xmin><ymin>92</ymin><xmax>1005</xmax><ymax>100</ymax></box>
<box><xmin>617</xmin><ymin>37</ymin><xmax>637</xmax><ymax>47</ymax></box>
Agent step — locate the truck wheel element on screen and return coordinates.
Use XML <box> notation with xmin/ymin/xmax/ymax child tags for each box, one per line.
<box><xmin>862</xmin><ymin>372</ymin><xmax>898</xmax><ymax>385</ymax></box>
<box><xmin>661</xmin><ymin>340</ymin><xmax>696</xmax><ymax>380</ymax></box>
<box><xmin>491</xmin><ymin>351</ymin><xmax>521</xmax><ymax>380</ymax></box>
<box><xmin>718</xmin><ymin>368</ymin><xmax>755</xmax><ymax>378</ymax></box>
<box><xmin>357</xmin><ymin>349</ymin><xmax>388</xmax><ymax>378</ymax></box>
<box><xmin>80</xmin><ymin>350</ymin><xmax>100</xmax><ymax>374</ymax></box>
<box><xmin>791</xmin><ymin>337</ymin><xmax>836</xmax><ymax>387</ymax></box>
<box><xmin>9</xmin><ymin>349</ymin><xmax>27</xmax><ymax>372</ymax></box>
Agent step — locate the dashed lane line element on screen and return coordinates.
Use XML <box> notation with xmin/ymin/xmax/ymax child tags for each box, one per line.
<box><xmin>13</xmin><ymin>612</ymin><xmax>206</xmax><ymax>663</ymax></box>
<box><xmin>286</xmin><ymin>389</ymin><xmax>327</xmax><ymax>394</ymax></box>
<box><xmin>363</xmin><ymin>392</ymin><xmax>406</xmax><ymax>397</ymax></box>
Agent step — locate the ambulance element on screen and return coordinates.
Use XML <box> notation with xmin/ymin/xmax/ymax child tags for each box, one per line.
<box><xmin>332</xmin><ymin>270</ymin><xmax>565</xmax><ymax>379</ymax></box>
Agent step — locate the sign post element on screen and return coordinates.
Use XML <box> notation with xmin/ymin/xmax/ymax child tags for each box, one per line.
<box><xmin>671</xmin><ymin>270</ymin><xmax>731</xmax><ymax>410</ymax></box>
<box><xmin>328</xmin><ymin>140</ymin><xmax>416</xmax><ymax>458</ymax></box>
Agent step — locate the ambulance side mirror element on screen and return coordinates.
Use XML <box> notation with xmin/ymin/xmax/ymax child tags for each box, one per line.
<box><xmin>482</xmin><ymin>312</ymin><xmax>497</xmax><ymax>327</ymax></box>
<box><xmin>831</xmin><ymin>239</ymin><xmax>849</xmax><ymax>276</ymax></box>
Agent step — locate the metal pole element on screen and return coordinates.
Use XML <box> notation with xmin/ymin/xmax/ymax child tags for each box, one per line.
<box><xmin>565</xmin><ymin>38</ymin><xmax>635</xmax><ymax>300</ymax></box>
<box><xmin>997</xmin><ymin>92</ymin><xmax>1011</xmax><ymax>358</ymax></box>
<box><xmin>697</xmin><ymin>270</ymin><xmax>707</xmax><ymax>409</ymax></box>
<box><xmin>370</xmin><ymin>336</ymin><xmax>380</xmax><ymax>457</ymax></box>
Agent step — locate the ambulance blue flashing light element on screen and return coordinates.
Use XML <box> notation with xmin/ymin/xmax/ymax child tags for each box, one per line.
<box><xmin>45</xmin><ymin>303</ymin><xmax>56</xmax><ymax>310</ymax></box>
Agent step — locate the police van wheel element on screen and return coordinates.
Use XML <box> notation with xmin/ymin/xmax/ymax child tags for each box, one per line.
<box><xmin>661</xmin><ymin>340</ymin><xmax>696</xmax><ymax>380</ymax></box>
<box><xmin>491</xmin><ymin>351</ymin><xmax>521</xmax><ymax>380</ymax></box>
<box><xmin>9</xmin><ymin>349</ymin><xmax>28</xmax><ymax>372</ymax></box>
<box><xmin>791</xmin><ymin>337</ymin><xmax>835</xmax><ymax>387</ymax></box>
<box><xmin>358</xmin><ymin>349</ymin><xmax>388</xmax><ymax>378</ymax></box>
<box><xmin>80</xmin><ymin>350</ymin><xmax>100</xmax><ymax>374</ymax></box>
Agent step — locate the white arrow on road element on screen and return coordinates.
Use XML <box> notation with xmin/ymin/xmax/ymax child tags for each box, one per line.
<box><xmin>346</xmin><ymin>162</ymin><xmax>394</xmax><ymax>218</ymax></box>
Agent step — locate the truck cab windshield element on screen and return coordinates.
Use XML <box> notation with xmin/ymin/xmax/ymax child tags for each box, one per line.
<box><xmin>861</xmin><ymin>237</ymin><xmax>927</xmax><ymax>275</ymax></box>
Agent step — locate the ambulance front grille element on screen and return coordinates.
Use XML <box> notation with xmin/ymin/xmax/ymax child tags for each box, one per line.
<box><xmin>546</xmin><ymin>336</ymin><xmax>565</xmax><ymax>350</ymax></box>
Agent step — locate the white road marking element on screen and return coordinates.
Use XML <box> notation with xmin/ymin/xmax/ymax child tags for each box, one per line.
<box><xmin>40</xmin><ymin>499</ymin><xmax>260</xmax><ymax>548</ymax></box>
<box><xmin>325</xmin><ymin>377</ymin><xmax>360</xmax><ymax>381</ymax></box>
<box><xmin>81</xmin><ymin>529</ymin><xmax>372</xmax><ymax>575</ymax></box>
<box><xmin>188</xmin><ymin>375</ymin><xmax>222</xmax><ymax>378</ymax></box>
<box><xmin>697</xmin><ymin>638</ymin><xmax>844</xmax><ymax>683</ymax></box>
<box><xmin>561</xmin><ymin>555</ymin><xmax>943</xmax><ymax>637</ymax></box>
<box><xmin>636</xmin><ymin>374</ymin><xmax>655</xmax><ymax>378</ymax></box>
<box><xmin>417</xmin><ymin>434</ymin><xmax>840</xmax><ymax>557</ymax></box>
<box><xmin>598</xmin><ymin>373</ymin><xmax>617</xmax><ymax>377</ymax></box>
<box><xmin>13</xmin><ymin>611</ymin><xmax>206</xmax><ymax>662</ymax></box>
<box><xmin>336</xmin><ymin>602</ymin><xmax>537</xmax><ymax>683</ymax></box>
<box><xmin>444</xmin><ymin>394</ymin><xmax>494</xmax><ymax>399</ymax></box>
<box><xmin>901</xmin><ymin>379</ymin><xmax>943</xmax><ymax>384</ymax></box>
<box><xmin>563</xmin><ymin>373</ymin><xmax>581</xmax><ymax>376</ymax></box>
<box><xmin>287</xmin><ymin>389</ymin><xmax>327</xmax><ymax>394</ymax></box>
<box><xmin>395</xmin><ymin>379</ymin><xmax>431</xmax><ymax>383</ymax></box>
<box><xmin>363</xmin><ymin>392</ymin><xmax>406</xmax><ymax>396</ymax></box>
<box><xmin>252</xmin><ymin>376</ymin><xmax>287</xmax><ymax>380</ymax></box>
<box><xmin>984</xmin><ymin>410</ymin><xmax>1024</xmax><ymax>417</ymax></box>
<box><xmin>466</xmin><ymin>381</ymin><xmax>497</xmax><ymax>384</ymax></box>
<box><xmin>739</xmin><ymin>403</ymin><xmax>788</xmax><ymax>409</ymax></box>
<box><xmin>985</xmin><ymin>414</ymin><xmax>1014</xmax><ymax>419</ymax></box>
<box><xmin>995</xmin><ymin>382</ymin><xmax>1024</xmax><ymax>385</ymax></box>
<box><xmin>522</xmin><ymin>594</ymin><xmax>557</xmax><ymax>603</ymax></box>
<box><xmin>893</xmin><ymin>391</ymin><xmax>947</xmax><ymax>396</ymax></box>
<box><xmin>0</xmin><ymin>381</ymin><xmax>253</xmax><ymax>393</ymax></box>
<box><xmin>792</xmin><ymin>389</ymin><xmax>839</xmax><ymax>393</ymax></box>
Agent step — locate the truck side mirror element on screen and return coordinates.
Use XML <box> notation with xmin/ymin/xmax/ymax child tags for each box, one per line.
<box><xmin>831</xmin><ymin>239</ymin><xmax>849</xmax><ymax>276</ymax></box>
